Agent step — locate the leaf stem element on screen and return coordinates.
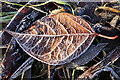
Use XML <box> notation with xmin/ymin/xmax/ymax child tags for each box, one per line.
<box><xmin>95</xmin><ymin>33</ymin><xmax>118</xmax><ymax>39</ymax></box>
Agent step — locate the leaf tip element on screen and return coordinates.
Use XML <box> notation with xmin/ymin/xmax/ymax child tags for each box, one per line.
<box><xmin>3</xmin><ymin>29</ymin><xmax>15</xmax><ymax>36</ymax></box>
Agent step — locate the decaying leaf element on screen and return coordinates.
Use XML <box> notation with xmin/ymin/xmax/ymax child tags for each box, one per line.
<box><xmin>4</xmin><ymin>13</ymin><xmax>96</xmax><ymax>65</ymax></box>
<box><xmin>78</xmin><ymin>46</ymin><xmax>120</xmax><ymax>79</ymax></box>
<box><xmin>110</xmin><ymin>15</ymin><xmax>119</xmax><ymax>28</ymax></box>
<box><xmin>67</xmin><ymin>43</ymin><xmax>108</xmax><ymax>68</ymax></box>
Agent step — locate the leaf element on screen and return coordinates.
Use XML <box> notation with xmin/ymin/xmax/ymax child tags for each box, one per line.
<box><xmin>4</xmin><ymin>13</ymin><xmax>96</xmax><ymax>65</ymax></box>
<box><xmin>78</xmin><ymin>46</ymin><xmax>120</xmax><ymax>79</ymax></box>
<box><xmin>31</xmin><ymin>0</ymin><xmax>74</xmax><ymax>15</ymax></box>
<box><xmin>67</xmin><ymin>43</ymin><xmax>108</xmax><ymax>68</ymax></box>
<box><xmin>110</xmin><ymin>15</ymin><xmax>119</xmax><ymax>28</ymax></box>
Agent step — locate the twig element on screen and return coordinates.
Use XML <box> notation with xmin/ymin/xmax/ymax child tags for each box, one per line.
<box><xmin>48</xmin><ymin>64</ymin><xmax>51</xmax><ymax>80</ymax></box>
<box><xmin>9</xmin><ymin>57</ymin><xmax>34</xmax><ymax>79</ymax></box>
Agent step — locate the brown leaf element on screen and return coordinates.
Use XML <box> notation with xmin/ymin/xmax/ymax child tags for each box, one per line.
<box><xmin>4</xmin><ymin>13</ymin><xmax>96</xmax><ymax>65</ymax></box>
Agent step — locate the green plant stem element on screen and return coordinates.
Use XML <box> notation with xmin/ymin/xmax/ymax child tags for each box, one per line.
<box><xmin>0</xmin><ymin>11</ymin><xmax>17</xmax><ymax>17</ymax></box>
<box><xmin>72</xmin><ymin>68</ymin><xmax>76</xmax><ymax>80</ymax></box>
